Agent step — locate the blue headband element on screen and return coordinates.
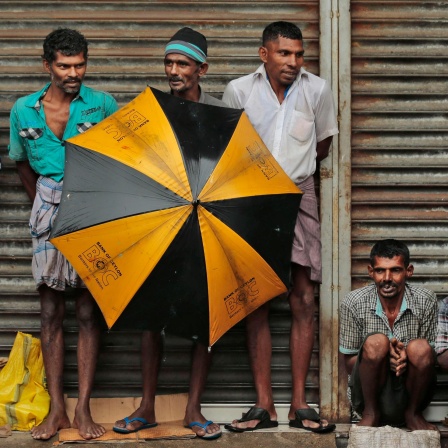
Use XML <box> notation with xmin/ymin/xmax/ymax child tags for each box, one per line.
<box><xmin>165</xmin><ymin>40</ymin><xmax>207</xmax><ymax>63</ymax></box>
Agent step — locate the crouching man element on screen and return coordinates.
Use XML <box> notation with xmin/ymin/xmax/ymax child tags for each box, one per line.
<box><xmin>339</xmin><ymin>239</ymin><xmax>438</xmax><ymax>430</ymax></box>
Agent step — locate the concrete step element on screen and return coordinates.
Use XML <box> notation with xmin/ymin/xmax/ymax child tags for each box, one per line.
<box><xmin>2</xmin><ymin>424</ymin><xmax>448</xmax><ymax>447</ymax></box>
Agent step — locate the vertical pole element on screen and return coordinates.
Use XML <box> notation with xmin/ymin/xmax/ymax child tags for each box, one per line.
<box><xmin>337</xmin><ymin>0</ymin><xmax>353</xmax><ymax>421</ymax></box>
<box><xmin>319</xmin><ymin>0</ymin><xmax>352</xmax><ymax>422</ymax></box>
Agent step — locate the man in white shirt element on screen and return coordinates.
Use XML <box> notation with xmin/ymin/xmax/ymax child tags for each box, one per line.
<box><xmin>223</xmin><ymin>21</ymin><xmax>338</xmax><ymax>433</ymax></box>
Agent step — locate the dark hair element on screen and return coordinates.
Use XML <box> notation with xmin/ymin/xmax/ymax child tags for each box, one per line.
<box><xmin>262</xmin><ymin>21</ymin><xmax>303</xmax><ymax>46</ymax></box>
<box><xmin>369</xmin><ymin>239</ymin><xmax>410</xmax><ymax>267</ymax></box>
<box><xmin>42</xmin><ymin>28</ymin><xmax>88</xmax><ymax>64</ymax></box>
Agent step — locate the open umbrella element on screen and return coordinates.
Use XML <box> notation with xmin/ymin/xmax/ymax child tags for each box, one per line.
<box><xmin>49</xmin><ymin>87</ymin><xmax>302</xmax><ymax>346</ymax></box>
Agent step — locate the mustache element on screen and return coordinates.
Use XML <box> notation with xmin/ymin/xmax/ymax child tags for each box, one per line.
<box><xmin>169</xmin><ymin>77</ymin><xmax>183</xmax><ymax>82</ymax></box>
<box><xmin>65</xmin><ymin>78</ymin><xmax>81</xmax><ymax>83</ymax></box>
<box><xmin>379</xmin><ymin>280</ymin><xmax>399</xmax><ymax>288</ymax></box>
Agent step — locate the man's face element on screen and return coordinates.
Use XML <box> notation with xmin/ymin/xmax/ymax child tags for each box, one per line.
<box><xmin>44</xmin><ymin>51</ymin><xmax>87</xmax><ymax>94</ymax></box>
<box><xmin>259</xmin><ymin>36</ymin><xmax>304</xmax><ymax>86</ymax></box>
<box><xmin>164</xmin><ymin>53</ymin><xmax>207</xmax><ymax>94</ymax></box>
<box><xmin>368</xmin><ymin>255</ymin><xmax>414</xmax><ymax>302</ymax></box>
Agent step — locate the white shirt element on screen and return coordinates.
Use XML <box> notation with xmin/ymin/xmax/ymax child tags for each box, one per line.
<box><xmin>223</xmin><ymin>64</ymin><xmax>338</xmax><ymax>184</ymax></box>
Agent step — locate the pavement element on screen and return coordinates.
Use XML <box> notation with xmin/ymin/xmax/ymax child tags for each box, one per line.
<box><xmin>3</xmin><ymin>424</ymin><xmax>448</xmax><ymax>448</ymax></box>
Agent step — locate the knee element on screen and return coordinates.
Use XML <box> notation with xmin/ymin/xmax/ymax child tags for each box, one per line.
<box><xmin>361</xmin><ymin>333</ymin><xmax>390</xmax><ymax>362</ymax></box>
<box><xmin>40</xmin><ymin>304</ymin><xmax>64</xmax><ymax>327</ymax></box>
<box><xmin>245</xmin><ymin>304</ymin><xmax>269</xmax><ymax>329</ymax></box>
<box><xmin>289</xmin><ymin>288</ymin><xmax>315</xmax><ymax>317</ymax></box>
<box><xmin>77</xmin><ymin>307</ymin><xmax>95</xmax><ymax>326</ymax></box>
<box><xmin>406</xmin><ymin>339</ymin><xmax>434</xmax><ymax>368</ymax></box>
<box><xmin>76</xmin><ymin>295</ymin><xmax>99</xmax><ymax>328</ymax></box>
<box><xmin>40</xmin><ymin>296</ymin><xmax>65</xmax><ymax>327</ymax></box>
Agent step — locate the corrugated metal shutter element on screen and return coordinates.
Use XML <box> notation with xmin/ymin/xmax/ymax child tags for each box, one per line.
<box><xmin>351</xmin><ymin>0</ymin><xmax>448</xmax><ymax>410</ymax></box>
<box><xmin>0</xmin><ymin>1</ymin><xmax>322</xmax><ymax>413</ymax></box>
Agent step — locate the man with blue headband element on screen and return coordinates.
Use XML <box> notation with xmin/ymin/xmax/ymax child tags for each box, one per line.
<box><xmin>163</xmin><ymin>27</ymin><xmax>223</xmax><ymax>106</ymax></box>
<box><xmin>112</xmin><ymin>27</ymin><xmax>223</xmax><ymax>440</ymax></box>
<box><xmin>165</xmin><ymin>26</ymin><xmax>207</xmax><ymax>64</ymax></box>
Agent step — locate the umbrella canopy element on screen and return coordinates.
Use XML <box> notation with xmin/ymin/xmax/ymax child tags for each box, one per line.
<box><xmin>50</xmin><ymin>87</ymin><xmax>302</xmax><ymax>346</ymax></box>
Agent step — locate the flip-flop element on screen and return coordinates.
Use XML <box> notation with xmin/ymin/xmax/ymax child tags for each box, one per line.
<box><xmin>289</xmin><ymin>408</ymin><xmax>336</xmax><ymax>433</ymax></box>
<box><xmin>113</xmin><ymin>416</ymin><xmax>158</xmax><ymax>434</ymax></box>
<box><xmin>224</xmin><ymin>406</ymin><xmax>278</xmax><ymax>432</ymax></box>
<box><xmin>187</xmin><ymin>421</ymin><xmax>222</xmax><ymax>440</ymax></box>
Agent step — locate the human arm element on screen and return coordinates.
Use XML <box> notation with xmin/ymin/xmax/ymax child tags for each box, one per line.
<box><xmin>421</xmin><ymin>290</ymin><xmax>438</xmax><ymax>345</ymax></box>
<box><xmin>438</xmin><ymin>351</ymin><xmax>448</xmax><ymax>372</ymax></box>
<box><xmin>314</xmin><ymin>80</ymin><xmax>338</xmax><ymax>162</ymax></box>
<box><xmin>16</xmin><ymin>161</ymin><xmax>38</xmax><ymax>202</ymax></box>
<box><xmin>339</xmin><ymin>295</ymin><xmax>363</xmax><ymax>373</ymax></box>
<box><xmin>436</xmin><ymin>297</ymin><xmax>448</xmax><ymax>371</ymax></box>
<box><xmin>316</xmin><ymin>135</ymin><xmax>333</xmax><ymax>162</ymax></box>
<box><xmin>9</xmin><ymin>102</ymin><xmax>38</xmax><ymax>201</ymax></box>
<box><xmin>344</xmin><ymin>354</ymin><xmax>357</xmax><ymax>375</ymax></box>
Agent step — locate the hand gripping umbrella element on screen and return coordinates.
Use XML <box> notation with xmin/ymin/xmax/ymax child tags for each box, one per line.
<box><xmin>50</xmin><ymin>87</ymin><xmax>302</xmax><ymax>346</ymax></box>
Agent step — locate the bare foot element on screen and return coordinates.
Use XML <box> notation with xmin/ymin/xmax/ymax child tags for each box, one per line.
<box><xmin>226</xmin><ymin>405</ymin><xmax>277</xmax><ymax>430</ymax></box>
<box><xmin>184</xmin><ymin>411</ymin><xmax>221</xmax><ymax>438</ymax></box>
<box><xmin>405</xmin><ymin>411</ymin><xmax>438</xmax><ymax>431</ymax></box>
<box><xmin>31</xmin><ymin>409</ymin><xmax>71</xmax><ymax>440</ymax></box>
<box><xmin>288</xmin><ymin>406</ymin><xmax>334</xmax><ymax>431</ymax></box>
<box><xmin>73</xmin><ymin>411</ymin><xmax>106</xmax><ymax>440</ymax></box>
<box><xmin>113</xmin><ymin>406</ymin><xmax>156</xmax><ymax>432</ymax></box>
<box><xmin>356</xmin><ymin>412</ymin><xmax>380</xmax><ymax>427</ymax></box>
<box><xmin>231</xmin><ymin>422</ymin><xmax>249</xmax><ymax>430</ymax></box>
<box><xmin>228</xmin><ymin>418</ymin><xmax>259</xmax><ymax>430</ymax></box>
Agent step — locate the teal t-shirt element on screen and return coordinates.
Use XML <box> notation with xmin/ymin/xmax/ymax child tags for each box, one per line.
<box><xmin>9</xmin><ymin>83</ymin><xmax>119</xmax><ymax>181</ymax></box>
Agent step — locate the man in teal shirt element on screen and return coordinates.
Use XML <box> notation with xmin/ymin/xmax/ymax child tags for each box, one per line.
<box><xmin>9</xmin><ymin>83</ymin><xmax>117</xmax><ymax>182</ymax></box>
<box><xmin>8</xmin><ymin>28</ymin><xmax>118</xmax><ymax>441</ymax></box>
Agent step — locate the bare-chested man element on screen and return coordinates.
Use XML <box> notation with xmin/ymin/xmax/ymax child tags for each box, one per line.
<box><xmin>8</xmin><ymin>28</ymin><xmax>118</xmax><ymax>440</ymax></box>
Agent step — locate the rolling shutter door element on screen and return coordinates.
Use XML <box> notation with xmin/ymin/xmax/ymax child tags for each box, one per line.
<box><xmin>351</xmin><ymin>1</ymin><xmax>448</xmax><ymax>417</ymax></box>
<box><xmin>0</xmin><ymin>1</ymin><xmax>323</xmax><ymax>417</ymax></box>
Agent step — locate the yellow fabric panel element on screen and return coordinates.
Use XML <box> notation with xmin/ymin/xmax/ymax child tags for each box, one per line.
<box><xmin>51</xmin><ymin>205</ymin><xmax>192</xmax><ymax>327</ymax></box>
<box><xmin>198</xmin><ymin>206</ymin><xmax>287</xmax><ymax>346</ymax></box>
<box><xmin>67</xmin><ymin>87</ymin><xmax>192</xmax><ymax>201</ymax></box>
<box><xmin>199</xmin><ymin>112</ymin><xmax>301</xmax><ymax>202</ymax></box>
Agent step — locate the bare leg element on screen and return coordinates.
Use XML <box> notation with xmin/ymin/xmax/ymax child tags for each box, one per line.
<box><xmin>437</xmin><ymin>350</ymin><xmax>448</xmax><ymax>372</ymax></box>
<box><xmin>228</xmin><ymin>303</ymin><xmax>277</xmax><ymax>429</ymax></box>
<box><xmin>356</xmin><ymin>333</ymin><xmax>389</xmax><ymax>427</ymax></box>
<box><xmin>288</xmin><ymin>264</ymin><xmax>333</xmax><ymax>430</ymax></box>
<box><xmin>288</xmin><ymin>264</ymin><xmax>316</xmax><ymax>425</ymax></box>
<box><xmin>71</xmin><ymin>290</ymin><xmax>104</xmax><ymax>439</ymax></box>
<box><xmin>31</xmin><ymin>285</ymin><xmax>71</xmax><ymax>440</ymax></box>
<box><xmin>113</xmin><ymin>331</ymin><xmax>161</xmax><ymax>431</ymax></box>
<box><xmin>183</xmin><ymin>343</ymin><xmax>220</xmax><ymax>437</ymax></box>
<box><xmin>404</xmin><ymin>339</ymin><xmax>437</xmax><ymax>431</ymax></box>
